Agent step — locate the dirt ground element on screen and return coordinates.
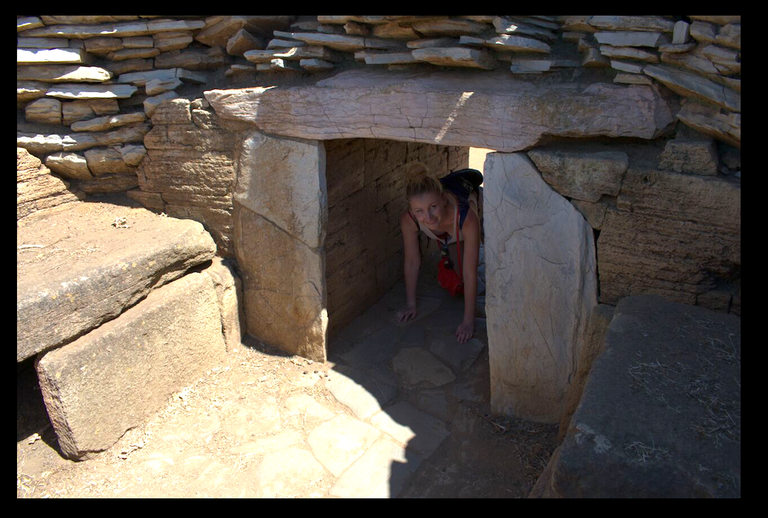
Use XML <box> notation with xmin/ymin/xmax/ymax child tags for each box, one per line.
<box><xmin>17</xmin><ymin>315</ymin><xmax>559</xmax><ymax>499</ymax></box>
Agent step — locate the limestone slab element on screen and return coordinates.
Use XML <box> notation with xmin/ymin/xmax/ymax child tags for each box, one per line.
<box><xmin>307</xmin><ymin>414</ymin><xmax>381</xmax><ymax>477</ymax></box>
<box><xmin>44</xmin><ymin>152</ymin><xmax>92</xmax><ymax>180</ymax></box>
<box><xmin>35</xmin><ymin>272</ymin><xmax>226</xmax><ymax>459</ymax></box>
<box><xmin>70</xmin><ymin>112</ymin><xmax>146</xmax><ymax>132</ymax></box>
<box><xmin>550</xmin><ymin>295</ymin><xmax>740</xmax><ymax>498</ymax></box>
<box><xmin>643</xmin><ymin>64</ymin><xmax>740</xmax><ymax>113</ymax></box>
<box><xmin>484</xmin><ymin>152</ymin><xmax>597</xmax><ymax>423</ymax></box>
<box><xmin>392</xmin><ymin>348</ymin><xmax>456</xmax><ymax>387</ymax></box>
<box><xmin>17</xmin><ymin>65</ymin><xmax>113</xmax><ymax>83</ymax></box>
<box><xmin>369</xmin><ymin>401</ymin><xmax>450</xmax><ymax>458</ymax></box>
<box><xmin>250</xmin><ymin>448</ymin><xmax>328</xmax><ymax>497</ymax></box>
<box><xmin>234</xmin><ymin>203</ymin><xmax>327</xmax><ymax>362</ymax></box>
<box><xmin>24</xmin><ymin>98</ymin><xmax>61</xmax><ymax>125</ymax></box>
<box><xmin>338</xmin><ymin>322</ymin><xmax>400</xmax><ymax>369</ymax></box>
<box><xmin>329</xmin><ymin>436</ymin><xmax>423</xmax><ymax>497</ymax></box>
<box><xmin>205</xmin><ymin>68</ymin><xmax>675</xmax><ymax>152</ymax></box>
<box><xmin>527</xmin><ymin>148</ymin><xmax>628</xmax><ymax>203</ymax></box>
<box><xmin>17</xmin><ymin>47</ymin><xmax>90</xmax><ymax>65</ymax></box>
<box><xmin>325</xmin><ymin>365</ymin><xmax>398</xmax><ymax>420</ymax></box>
<box><xmin>429</xmin><ymin>335</ymin><xmax>485</xmax><ymax>371</ymax></box>
<box><xmin>411</xmin><ymin>47</ymin><xmax>498</xmax><ymax>69</ymax></box>
<box><xmin>44</xmin><ymin>83</ymin><xmax>137</xmax><ymax>100</ymax></box>
<box><xmin>17</xmin><ymin>202</ymin><xmax>217</xmax><ymax>362</ymax></box>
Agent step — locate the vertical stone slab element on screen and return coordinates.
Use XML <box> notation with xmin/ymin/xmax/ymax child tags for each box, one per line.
<box><xmin>483</xmin><ymin>152</ymin><xmax>597</xmax><ymax>423</ymax></box>
<box><xmin>233</xmin><ymin>131</ymin><xmax>328</xmax><ymax>362</ymax></box>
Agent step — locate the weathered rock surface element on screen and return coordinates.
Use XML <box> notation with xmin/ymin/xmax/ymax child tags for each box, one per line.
<box><xmin>676</xmin><ymin>100</ymin><xmax>740</xmax><ymax>149</ymax></box>
<box><xmin>17</xmin><ymin>147</ymin><xmax>81</xmax><ymax>221</ymax></box>
<box><xmin>17</xmin><ymin>201</ymin><xmax>217</xmax><ymax>362</ymax></box>
<box><xmin>527</xmin><ymin>147</ymin><xmax>629</xmax><ymax>202</ymax></box>
<box><xmin>658</xmin><ymin>125</ymin><xmax>718</xmax><ymax>175</ymax></box>
<box><xmin>598</xmin><ymin>167</ymin><xmax>740</xmax><ymax>308</ymax></box>
<box><xmin>17</xmin><ymin>65</ymin><xmax>113</xmax><ymax>83</ymax></box>
<box><xmin>35</xmin><ymin>272</ymin><xmax>226</xmax><ymax>459</ymax></box>
<box><xmin>24</xmin><ymin>97</ymin><xmax>62</xmax><ymax>125</ymax></box>
<box><xmin>549</xmin><ymin>295</ymin><xmax>740</xmax><ymax>497</ymax></box>
<box><xmin>205</xmin><ymin>69</ymin><xmax>675</xmax><ymax>152</ymax></box>
<box><xmin>234</xmin><ymin>203</ymin><xmax>327</xmax><ymax>362</ymax></box>
<box><xmin>483</xmin><ymin>152</ymin><xmax>597</xmax><ymax>423</ymax></box>
<box><xmin>44</xmin><ymin>151</ymin><xmax>92</xmax><ymax>180</ymax></box>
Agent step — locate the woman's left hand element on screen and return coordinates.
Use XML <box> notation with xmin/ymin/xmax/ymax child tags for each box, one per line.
<box><xmin>455</xmin><ymin>320</ymin><xmax>474</xmax><ymax>344</ymax></box>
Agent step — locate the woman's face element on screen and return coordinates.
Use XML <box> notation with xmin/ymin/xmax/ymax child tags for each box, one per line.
<box><xmin>409</xmin><ymin>192</ymin><xmax>447</xmax><ymax>230</ymax></box>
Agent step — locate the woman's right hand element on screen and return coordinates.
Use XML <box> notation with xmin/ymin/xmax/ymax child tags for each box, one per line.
<box><xmin>396</xmin><ymin>305</ymin><xmax>418</xmax><ymax>323</ymax></box>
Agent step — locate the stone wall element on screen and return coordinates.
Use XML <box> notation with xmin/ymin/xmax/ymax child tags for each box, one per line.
<box><xmin>17</xmin><ymin>14</ymin><xmax>741</xmax><ymax>319</ymax></box>
<box><xmin>325</xmin><ymin>138</ymin><xmax>468</xmax><ymax>337</ymax></box>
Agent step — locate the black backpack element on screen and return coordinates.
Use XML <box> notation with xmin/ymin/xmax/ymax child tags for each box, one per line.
<box><xmin>439</xmin><ymin>168</ymin><xmax>483</xmax><ymax>229</ymax></box>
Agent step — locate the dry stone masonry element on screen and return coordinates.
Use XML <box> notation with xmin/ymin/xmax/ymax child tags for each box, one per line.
<box><xmin>18</xmin><ymin>15</ymin><xmax>741</xmax><ymax>460</ymax></box>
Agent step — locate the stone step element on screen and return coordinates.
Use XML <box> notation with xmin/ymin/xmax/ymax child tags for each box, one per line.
<box><xmin>17</xmin><ymin>200</ymin><xmax>217</xmax><ymax>362</ymax></box>
<box><xmin>35</xmin><ymin>272</ymin><xmax>227</xmax><ymax>459</ymax></box>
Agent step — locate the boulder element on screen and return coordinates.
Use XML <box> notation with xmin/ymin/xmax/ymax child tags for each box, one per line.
<box><xmin>35</xmin><ymin>272</ymin><xmax>226</xmax><ymax>459</ymax></box>
<box><xmin>483</xmin><ymin>152</ymin><xmax>597</xmax><ymax>423</ymax></box>
<box><xmin>17</xmin><ymin>201</ymin><xmax>217</xmax><ymax>362</ymax></box>
<box><xmin>205</xmin><ymin>68</ymin><xmax>675</xmax><ymax>152</ymax></box>
<box><xmin>549</xmin><ymin>295</ymin><xmax>740</xmax><ymax>498</ymax></box>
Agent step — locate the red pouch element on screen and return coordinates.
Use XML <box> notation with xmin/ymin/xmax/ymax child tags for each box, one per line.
<box><xmin>438</xmin><ymin>256</ymin><xmax>464</xmax><ymax>297</ymax></box>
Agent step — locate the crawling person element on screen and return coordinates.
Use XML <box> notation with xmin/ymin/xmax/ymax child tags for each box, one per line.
<box><xmin>395</xmin><ymin>162</ymin><xmax>482</xmax><ymax>344</ymax></box>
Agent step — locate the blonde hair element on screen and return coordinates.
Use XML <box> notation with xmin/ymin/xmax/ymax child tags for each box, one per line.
<box><xmin>405</xmin><ymin>162</ymin><xmax>444</xmax><ymax>200</ymax></box>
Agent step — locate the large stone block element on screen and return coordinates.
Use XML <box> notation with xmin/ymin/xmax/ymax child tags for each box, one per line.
<box><xmin>235</xmin><ymin>131</ymin><xmax>327</xmax><ymax>249</ymax></box>
<box><xmin>483</xmin><ymin>152</ymin><xmax>597</xmax><ymax>423</ymax></box>
<box><xmin>205</xmin><ymin>68</ymin><xmax>675</xmax><ymax>152</ymax></box>
<box><xmin>35</xmin><ymin>272</ymin><xmax>226</xmax><ymax>459</ymax></box>
<box><xmin>527</xmin><ymin>147</ymin><xmax>628</xmax><ymax>202</ymax></box>
<box><xmin>16</xmin><ymin>147</ymin><xmax>81</xmax><ymax>221</ymax></box>
<box><xmin>550</xmin><ymin>295</ymin><xmax>740</xmax><ymax>497</ymax></box>
<box><xmin>234</xmin><ymin>203</ymin><xmax>327</xmax><ymax>362</ymax></box>
<box><xmin>17</xmin><ymin>202</ymin><xmax>217</xmax><ymax>362</ymax></box>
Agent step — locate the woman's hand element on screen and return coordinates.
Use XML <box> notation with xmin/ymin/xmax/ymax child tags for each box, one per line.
<box><xmin>455</xmin><ymin>320</ymin><xmax>474</xmax><ymax>344</ymax></box>
<box><xmin>396</xmin><ymin>305</ymin><xmax>418</xmax><ymax>323</ymax></box>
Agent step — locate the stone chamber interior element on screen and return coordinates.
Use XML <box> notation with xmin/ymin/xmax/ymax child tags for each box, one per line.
<box><xmin>322</xmin><ymin>138</ymin><xmax>493</xmax><ymax>350</ymax></box>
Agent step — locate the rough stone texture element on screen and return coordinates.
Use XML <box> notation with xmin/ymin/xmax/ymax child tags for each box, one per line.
<box><xmin>234</xmin><ymin>203</ymin><xmax>327</xmax><ymax>362</ymax></box>
<box><xmin>307</xmin><ymin>414</ymin><xmax>381</xmax><ymax>477</ymax></box>
<box><xmin>392</xmin><ymin>348</ymin><xmax>456</xmax><ymax>387</ymax></box>
<box><xmin>249</xmin><ymin>448</ymin><xmax>328</xmax><ymax>497</ymax></box>
<box><xmin>17</xmin><ymin>147</ymin><xmax>81</xmax><ymax>221</ymax></box>
<box><xmin>557</xmin><ymin>304</ymin><xmax>615</xmax><ymax>441</ymax></box>
<box><xmin>324</xmin><ymin>365</ymin><xmax>398</xmax><ymax>420</ymax></box>
<box><xmin>658</xmin><ymin>125</ymin><xmax>719</xmax><ymax>175</ymax></box>
<box><xmin>411</xmin><ymin>47</ymin><xmax>499</xmax><ymax>69</ymax></box>
<box><xmin>17</xmin><ymin>201</ymin><xmax>217</xmax><ymax>362</ymax></box>
<box><xmin>35</xmin><ymin>272</ymin><xmax>226</xmax><ymax>459</ymax></box>
<box><xmin>368</xmin><ymin>401</ymin><xmax>450</xmax><ymax>458</ymax></box>
<box><xmin>24</xmin><ymin>97</ymin><xmax>62</xmax><ymax>125</ymax></box>
<box><xmin>136</xmin><ymin>99</ymin><xmax>237</xmax><ymax>256</ymax></box>
<box><xmin>676</xmin><ymin>100</ymin><xmax>740</xmax><ymax>149</ymax></box>
<box><xmin>483</xmin><ymin>152</ymin><xmax>597</xmax><ymax>423</ymax></box>
<box><xmin>549</xmin><ymin>295</ymin><xmax>740</xmax><ymax>498</ymax></box>
<box><xmin>200</xmin><ymin>256</ymin><xmax>244</xmax><ymax>352</ymax></box>
<box><xmin>328</xmin><ymin>436</ymin><xmax>421</xmax><ymax>497</ymax></box>
<box><xmin>597</xmin><ymin>167</ymin><xmax>740</xmax><ymax>310</ymax></box>
<box><xmin>84</xmin><ymin>147</ymin><xmax>135</xmax><ymax>174</ymax></box>
<box><xmin>204</xmin><ymin>68</ymin><xmax>676</xmax><ymax>152</ymax></box>
<box><xmin>44</xmin><ymin>151</ymin><xmax>93</xmax><ymax>180</ymax></box>
<box><xmin>43</xmin><ymin>83</ymin><xmax>138</xmax><ymax>100</ymax></box>
<box><xmin>643</xmin><ymin>64</ymin><xmax>740</xmax><ymax>113</ymax></box>
<box><xmin>17</xmin><ymin>65</ymin><xmax>113</xmax><ymax>83</ymax></box>
<box><xmin>235</xmin><ymin>131</ymin><xmax>326</xmax><ymax>249</ymax></box>
<box><xmin>527</xmin><ymin>147</ymin><xmax>629</xmax><ymax>203</ymax></box>
<box><xmin>231</xmin><ymin>130</ymin><xmax>327</xmax><ymax>361</ymax></box>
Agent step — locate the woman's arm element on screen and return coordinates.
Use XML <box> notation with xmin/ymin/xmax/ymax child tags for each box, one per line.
<box><xmin>457</xmin><ymin>209</ymin><xmax>480</xmax><ymax>342</ymax></box>
<box><xmin>397</xmin><ymin>211</ymin><xmax>421</xmax><ymax>322</ymax></box>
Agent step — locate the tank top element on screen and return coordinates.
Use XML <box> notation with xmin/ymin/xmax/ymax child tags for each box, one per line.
<box><xmin>408</xmin><ymin>192</ymin><xmax>478</xmax><ymax>247</ymax></box>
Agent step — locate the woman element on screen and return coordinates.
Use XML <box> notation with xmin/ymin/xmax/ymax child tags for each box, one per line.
<box><xmin>396</xmin><ymin>163</ymin><xmax>481</xmax><ymax>344</ymax></box>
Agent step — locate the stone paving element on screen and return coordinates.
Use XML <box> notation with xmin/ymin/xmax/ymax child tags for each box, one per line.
<box><xmin>20</xmin><ymin>245</ymin><xmax>551</xmax><ymax>498</ymax></box>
